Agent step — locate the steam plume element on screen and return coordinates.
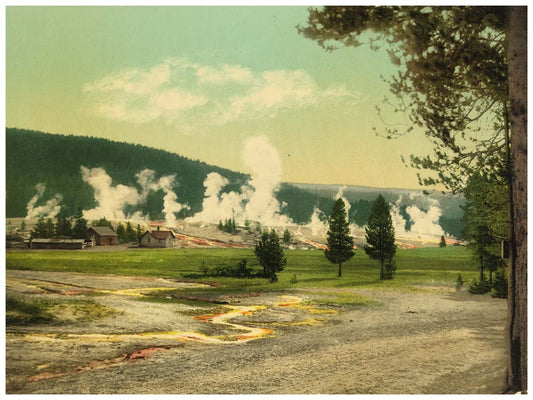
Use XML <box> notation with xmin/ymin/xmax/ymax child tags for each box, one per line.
<box><xmin>187</xmin><ymin>136</ymin><xmax>292</xmax><ymax>227</ymax></box>
<box><xmin>391</xmin><ymin>194</ymin><xmax>444</xmax><ymax>239</ymax></box>
<box><xmin>25</xmin><ymin>183</ymin><xmax>62</xmax><ymax>220</ymax></box>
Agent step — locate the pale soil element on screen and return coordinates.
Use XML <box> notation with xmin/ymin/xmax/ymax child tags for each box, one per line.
<box><xmin>6</xmin><ymin>269</ymin><xmax>506</xmax><ymax>394</ymax></box>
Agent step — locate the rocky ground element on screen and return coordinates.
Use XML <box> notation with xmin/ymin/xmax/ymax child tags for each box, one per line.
<box><xmin>6</xmin><ymin>269</ymin><xmax>506</xmax><ymax>394</ymax></box>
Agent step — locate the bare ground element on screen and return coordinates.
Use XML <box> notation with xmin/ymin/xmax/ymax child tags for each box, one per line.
<box><xmin>6</xmin><ymin>269</ymin><xmax>506</xmax><ymax>394</ymax></box>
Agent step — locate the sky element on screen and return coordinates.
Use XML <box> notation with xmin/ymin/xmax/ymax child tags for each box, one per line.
<box><xmin>6</xmin><ymin>5</ymin><xmax>439</xmax><ymax>189</ymax></box>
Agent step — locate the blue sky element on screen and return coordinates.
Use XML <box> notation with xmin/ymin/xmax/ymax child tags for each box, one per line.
<box><xmin>6</xmin><ymin>6</ymin><xmax>437</xmax><ymax>189</ymax></box>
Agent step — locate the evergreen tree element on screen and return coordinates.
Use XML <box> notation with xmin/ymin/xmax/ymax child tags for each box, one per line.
<box><xmin>439</xmin><ymin>235</ymin><xmax>447</xmax><ymax>248</ymax></box>
<box><xmin>55</xmin><ymin>215</ymin><xmax>72</xmax><ymax>237</ymax></box>
<box><xmin>32</xmin><ymin>217</ymin><xmax>48</xmax><ymax>238</ymax></box>
<box><xmin>299</xmin><ymin>6</ymin><xmax>526</xmax><ymax>390</ymax></box>
<box><xmin>283</xmin><ymin>229</ymin><xmax>291</xmax><ymax>244</ymax></box>
<box><xmin>325</xmin><ymin>198</ymin><xmax>354</xmax><ymax>277</ymax></box>
<box><xmin>93</xmin><ymin>217</ymin><xmax>114</xmax><ymax>230</ymax></box>
<box><xmin>136</xmin><ymin>224</ymin><xmax>143</xmax><ymax>241</ymax></box>
<box><xmin>45</xmin><ymin>218</ymin><xmax>55</xmax><ymax>238</ymax></box>
<box><xmin>116</xmin><ymin>223</ymin><xmax>126</xmax><ymax>243</ymax></box>
<box><xmin>126</xmin><ymin>222</ymin><xmax>136</xmax><ymax>242</ymax></box>
<box><xmin>254</xmin><ymin>229</ymin><xmax>287</xmax><ymax>283</ymax></box>
<box><xmin>364</xmin><ymin>195</ymin><xmax>397</xmax><ymax>280</ymax></box>
<box><xmin>72</xmin><ymin>217</ymin><xmax>88</xmax><ymax>239</ymax></box>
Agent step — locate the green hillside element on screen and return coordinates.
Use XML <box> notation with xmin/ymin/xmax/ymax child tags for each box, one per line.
<box><xmin>5</xmin><ymin>128</ymin><xmax>463</xmax><ymax>237</ymax></box>
<box><xmin>6</xmin><ymin>128</ymin><xmax>247</xmax><ymax>219</ymax></box>
<box><xmin>5</xmin><ymin>128</ymin><xmax>331</xmax><ymax>223</ymax></box>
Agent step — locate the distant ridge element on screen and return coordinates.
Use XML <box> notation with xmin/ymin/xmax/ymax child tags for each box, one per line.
<box><xmin>6</xmin><ymin>128</ymin><xmax>464</xmax><ymax>237</ymax></box>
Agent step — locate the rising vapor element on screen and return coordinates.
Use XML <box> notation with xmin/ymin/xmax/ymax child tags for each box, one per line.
<box><xmin>25</xmin><ymin>183</ymin><xmax>63</xmax><ymax>220</ymax></box>
<box><xmin>187</xmin><ymin>136</ymin><xmax>292</xmax><ymax>227</ymax></box>
<box><xmin>391</xmin><ymin>194</ymin><xmax>445</xmax><ymax>239</ymax></box>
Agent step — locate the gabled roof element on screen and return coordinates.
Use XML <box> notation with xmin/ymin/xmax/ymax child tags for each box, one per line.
<box><xmin>151</xmin><ymin>230</ymin><xmax>176</xmax><ymax>240</ymax></box>
<box><xmin>88</xmin><ymin>226</ymin><xmax>117</xmax><ymax>236</ymax></box>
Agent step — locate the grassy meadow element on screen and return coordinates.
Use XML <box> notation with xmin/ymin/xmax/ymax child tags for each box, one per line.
<box><xmin>6</xmin><ymin>246</ymin><xmax>479</xmax><ymax>296</ymax></box>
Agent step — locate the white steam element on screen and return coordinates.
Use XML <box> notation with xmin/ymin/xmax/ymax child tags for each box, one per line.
<box><xmin>305</xmin><ymin>206</ymin><xmax>328</xmax><ymax>236</ymax></box>
<box><xmin>187</xmin><ymin>136</ymin><xmax>292</xmax><ymax>227</ymax></box>
<box><xmin>135</xmin><ymin>169</ymin><xmax>189</xmax><ymax>226</ymax></box>
<box><xmin>335</xmin><ymin>185</ymin><xmax>351</xmax><ymax>214</ymax></box>
<box><xmin>25</xmin><ymin>183</ymin><xmax>63</xmax><ymax>220</ymax></box>
<box><xmin>391</xmin><ymin>194</ymin><xmax>444</xmax><ymax>239</ymax></box>
<box><xmin>81</xmin><ymin>166</ymin><xmax>188</xmax><ymax>225</ymax></box>
<box><xmin>81</xmin><ymin>166</ymin><xmax>141</xmax><ymax>221</ymax></box>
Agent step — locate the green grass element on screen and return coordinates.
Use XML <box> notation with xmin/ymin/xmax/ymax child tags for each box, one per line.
<box><xmin>6</xmin><ymin>246</ymin><xmax>479</xmax><ymax>300</ymax></box>
<box><xmin>6</xmin><ymin>296</ymin><xmax>56</xmax><ymax>325</ymax></box>
<box><xmin>6</xmin><ymin>295</ymin><xmax>120</xmax><ymax>326</ymax></box>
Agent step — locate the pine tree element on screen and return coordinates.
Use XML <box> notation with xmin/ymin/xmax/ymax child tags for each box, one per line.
<box><xmin>116</xmin><ymin>223</ymin><xmax>126</xmax><ymax>243</ymax></box>
<box><xmin>72</xmin><ymin>217</ymin><xmax>88</xmax><ymax>239</ymax></box>
<box><xmin>45</xmin><ymin>218</ymin><xmax>55</xmax><ymax>238</ymax></box>
<box><xmin>254</xmin><ymin>229</ymin><xmax>287</xmax><ymax>283</ymax></box>
<box><xmin>32</xmin><ymin>217</ymin><xmax>48</xmax><ymax>238</ymax></box>
<box><xmin>325</xmin><ymin>198</ymin><xmax>354</xmax><ymax>277</ymax></box>
<box><xmin>364</xmin><ymin>195</ymin><xmax>397</xmax><ymax>280</ymax></box>
<box><xmin>55</xmin><ymin>215</ymin><xmax>72</xmax><ymax>237</ymax></box>
<box><xmin>126</xmin><ymin>222</ymin><xmax>136</xmax><ymax>242</ymax></box>
<box><xmin>283</xmin><ymin>229</ymin><xmax>291</xmax><ymax>244</ymax></box>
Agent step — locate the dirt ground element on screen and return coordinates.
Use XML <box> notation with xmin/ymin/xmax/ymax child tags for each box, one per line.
<box><xmin>6</xmin><ymin>269</ymin><xmax>507</xmax><ymax>394</ymax></box>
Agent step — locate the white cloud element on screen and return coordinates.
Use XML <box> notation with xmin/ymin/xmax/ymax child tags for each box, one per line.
<box><xmin>83</xmin><ymin>58</ymin><xmax>359</xmax><ymax>127</ymax></box>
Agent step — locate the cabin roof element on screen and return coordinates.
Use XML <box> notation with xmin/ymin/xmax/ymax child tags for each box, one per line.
<box><xmin>88</xmin><ymin>226</ymin><xmax>117</xmax><ymax>237</ymax></box>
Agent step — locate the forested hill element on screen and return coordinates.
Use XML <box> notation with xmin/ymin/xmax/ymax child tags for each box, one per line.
<box><xmin>5</xmin><ymin>128</ymin><xmax>333</xmax><ymax>223</ymax></box>
<box><xmin>5</xmin><ymin>128</ymin><xmax>463</xmax><ymax>237</ymax></box>
<box><xmin>6</xmin><ymin>128</ymin><xmax>248</xmax><ymax>219</ymax></box>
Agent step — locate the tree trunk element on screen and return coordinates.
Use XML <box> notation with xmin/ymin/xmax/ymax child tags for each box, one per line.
<box><xmin>338</xmin><ymin>263</ymin><xmax>342</xmax><ymax>277</ymax></box>
<box><xmin>380</xmin><ymin>259</ymin><xmax>384</xmax><ymax>280</ymax></box>
<box><xmin>505</xmin><ymin>6</ymin><xmax>527</xmax><ymax>394</ymax></box>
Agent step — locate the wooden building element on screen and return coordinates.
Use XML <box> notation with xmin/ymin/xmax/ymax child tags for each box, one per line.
<box><xmin>139</xmin><ymin>228</ymin><xmax>177</xmax><ymax>248</ymax></box>
<box><xmin>30</xmin><ymin>238</ymin><xmax>86</xmax><ymax>250</ymax></box>
<box><xmin>87</xmin><ymin>226</ymin><xmax>117</xmax><ymax>246</ymax></box>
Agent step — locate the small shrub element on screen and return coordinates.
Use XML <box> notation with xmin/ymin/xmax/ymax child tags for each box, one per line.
<box><xmin>468</xmin><ymin>274</ymin><xmax>491</xmax><ymax>295</ymax></box>
<box><xmin>290</xmin><ymin>274</ymin><xmax>298</xmax><ymax>284</ymax></box>
<box><xmin>199</xmin><ymin>261</ymin><xmax>209</xmax><ymax>277</ymax></box>
<box><xmin>455</xmin><ymin>274</ymin><xmax>465</xmax><ymax>291</ymax></box>
<box><xmin>200</xmin><ymin>259</ymin><xmax>255</xmax><ymax>278</ymax></box>
<box><xmin>491</xmin><ymin>268</ymin><xmax>508</xmax><ymax>298</ymax></box>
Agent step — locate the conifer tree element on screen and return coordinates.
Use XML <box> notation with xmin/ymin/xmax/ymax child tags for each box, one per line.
<box><xmin>283</xmin><ymin>229</ymin><xmax>291</xmax><ymax>244</ymax></box>
<box><xmin>72</xmin><ymin>217</ymin><xmax>88</xmax><ymax>239</ymax></box>
<box><xmin>32</xmin><ymin>217</ymin><xmax>48</xmax><ymax>238</ymax></box>
<box><xmin>325</xmin><ymin>198</ymin><xmax>354</xmax><ymax>277</ymax></box>
<box><xmin>254</xmin><ymin>229</ymin><xmax>287</xmax><ymax>282</ymax></box>
<box><xmin>126</xmin><ymin>222</ymin><xmax>136</xmax><ymax>242</ymax></box>
<box><xmin>45</xmin><ymin>218</ymin><xmax>55</xmax><ymax>238</ymax></box>
<box><xmin>55</xmin><ymin>215</ymin><xmax>72</xmax><ymax>237</ymax></box>
<box><xmin>116</xmin><ymin>223</ymin><xmax>126</xmax><ymax>243</ymax></box>
<box><xmin>364</xmin><ymin>195</ymin><xmax>397</xmax><ymax>280</ymax></box>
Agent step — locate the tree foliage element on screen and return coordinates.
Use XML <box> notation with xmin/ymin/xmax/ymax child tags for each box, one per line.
<box><xmin>54</xmin><ymin>216</ymin><xmax>72</xmax><ymax>237</ymax></box>
<box><xmin>325</xmin><ymin>198</ymin><xmax>355</xmax><ymax>277</ymax></box>
<box><xmin>71</xmin><ymin>217</ymin><xmax>88</xmax><ymax>239</ymax></box>
<box><xmin>299</xmin><ymin>6</ymin><xmax>509</xmax><ymax>193</ymax></box>
<box><xmin>462</xmin><ymin>172</ymin><xmax>508</xmax><ymax>286</ymax></box>
<box><xmin>364</xmin><ymin>195</ymin><xmax>397</xmax><ymax>280</ymax></box>
<box><xmin>254</xmin><ymin>229</ymin><xmax>287</xmax><ymax>282</ymax></box>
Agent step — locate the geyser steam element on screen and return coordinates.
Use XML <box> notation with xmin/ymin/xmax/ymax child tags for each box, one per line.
<box><xmin>25</xmin><ymin>183</ymin><xmax>63</xmax><ymax>220</ymax></box>
<box><xmin>187</xmin><ymin>136</ymin><xmax>291</xmax><ymax>227</ymax></box>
